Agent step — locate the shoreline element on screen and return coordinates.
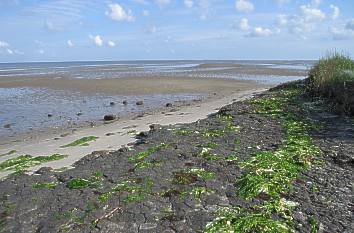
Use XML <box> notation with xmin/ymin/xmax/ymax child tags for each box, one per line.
<box><xmin>0</xmin><ymin>81</ymin><xmax>352</xmax><ymax>232</ymax></box>
<box><xmin>0</xmin><ymin>86</ymin><xmax>268</xmax><ymax>178</ymax></box>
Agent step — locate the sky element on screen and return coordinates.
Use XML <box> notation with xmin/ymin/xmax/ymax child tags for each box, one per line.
<box><xmin>0</xmin><ymin>0</ymin><xmax>353</xmax><ymax>62</ymax></box>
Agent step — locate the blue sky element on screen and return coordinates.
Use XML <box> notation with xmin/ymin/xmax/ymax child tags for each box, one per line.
<box><xmin>0</xmin><ymin>0</ymin><xmax>353</xmax><ymax>62</ymax></box>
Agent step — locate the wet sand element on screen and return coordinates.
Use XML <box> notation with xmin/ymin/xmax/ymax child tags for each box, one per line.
<box><xmin>0</xmin><ymin>86</ymin><xmax>267</xmax><ymax>178</ymax></box>
<box><xmin>0</xmin><ymin>76</ymin><xmax>261</xmax><ymax>95</ymax></box>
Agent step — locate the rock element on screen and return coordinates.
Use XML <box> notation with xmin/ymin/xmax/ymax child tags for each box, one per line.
<box><xmin>48</xmin><ymin>114</ymin><xmax>53</xmax><ymax>117</ymax></box>
<box><xmin>76</xmin><ymin>112</ymin><xmax>82</xmax><ymax>116</ymax></box>
<box><xmin>166</xmin><ymin>103</ymin><xmax>173</xmax><ymax>107</ymax></box>
<box><xmin>110</xmin><ymin>102</ymin><xmax>115</xmax><ymax>106</ymax></box>
<box><xmin>105</xmin><ymin>133</ymin><xmax>115</xmax><ymax>136</ymax></box>
<box><xmin>123</xmin><ymin>100</ymin><xmax>128</xmax><ymax>105</ymax></box>
<box><xmin>3</xmin><ymin>124</ymin><xmax>11</xmax><ymax>129</ymax></box>
<box><xmin>103</xmin><ymin>114</ymin><xmax>116</xmax><ymax>121</ymax></box>
<box><xmin>136</xmin><ymin>101</ymin><xmax>143</xmax><ymax>106</ymax></box>
<box><xmin>35</xmin><ymin>167</ymin><xmax>53</xmax><ymax>175</ymax></box>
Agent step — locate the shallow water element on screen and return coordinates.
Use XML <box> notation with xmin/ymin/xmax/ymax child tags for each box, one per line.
<box><xmin>0</xmin><ymin>87</ymin><xmax>203</xmax><ymax>141</ymax></box>
<box><xmin>0</xmin><ymin>60</ymin><xmax>311</xmax><ymax>142</ymax></box>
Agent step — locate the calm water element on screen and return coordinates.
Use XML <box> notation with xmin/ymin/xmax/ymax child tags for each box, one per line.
<box><xmin>0</xmin><ymin>60</ymin><xmax>314</xmax><ymax>143</ymax></box>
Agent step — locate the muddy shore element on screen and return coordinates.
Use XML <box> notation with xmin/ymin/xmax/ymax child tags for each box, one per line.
<box><xmin>0</xmin><ymin>82</ymin><xmax>352</xmax><ymax>233</ymax></box>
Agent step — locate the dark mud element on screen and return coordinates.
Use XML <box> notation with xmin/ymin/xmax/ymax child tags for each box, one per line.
<box><xmin>0</xmin><ymin>84</ymin><xmax>353</xmax><ymax>233</ymax></box>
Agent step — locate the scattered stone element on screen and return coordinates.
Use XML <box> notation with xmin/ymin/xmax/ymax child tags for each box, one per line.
<box><xmin>3</xmin><ymin>124</ymin><xmax>11</xmax><ymax>129</ymax></box>
<box><xmin>48</xmin><ymin>114</ymin><xmax>53</xmax><ymax>118</ymax></box>
<box><xmin>76</xmin><ymin>112</ymin><xmax>82</xmax><ymax>116</ymax></box>
<box><xmin>110</xmin><ymin>102</ymin><xmax>115</xmax><ymax>106</ymax></box>
<box><xmin>123</xmin><ymin>100</ymin><xmax>128</xmax><ymax>105</ymax></box>
<box><xmin>105</xmin><ymin>133</ymin><xmax>115</xmax><ymax>136</ymax></box>
<box><xmin>166</xmin><ymin>103</ymin><xmax>173</xmax><ymax>107</ymax></box>
<box><xmin>104</xmin><ymin>114</ymin><xmax>116</xmax><ymax>121</ymax></box>
<box><xmin>136</xmin><ymin>101</ymin><xmax>143</xmax><ymax>106</ymax></box>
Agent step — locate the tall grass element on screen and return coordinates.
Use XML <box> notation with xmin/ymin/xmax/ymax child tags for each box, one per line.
<box><xmin>308</xmin><ymin>52</ymin><xmax>354</xmax><ymax>115</ymax></box>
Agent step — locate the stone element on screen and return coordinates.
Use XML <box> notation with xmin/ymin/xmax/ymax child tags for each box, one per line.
<box><xmin>166</xmin><ymin>103</ymin><xmax>173</xmax><ymax>107</ymax></box>
<box><xmin>110</xmin><ymin>102</ymin><xmax>115</xmax><ymax>106</ymax></box>
<box><xmin>103</xmin><ymin>114</ymin><xmax>116</xmax><ymax>121</ymax></box>
<box><xmin>48</xmin><ymin>114</ymin><xmax>53</xmax><ymax>117</ymax></box>
<box><xmin>136</xmin><ymin>101</ymin><xmax>144</xmax><ymax>106</ymax></box>
<box><xmin>123</xmin><ymin>100</ymin><xmax>128</xmax><ymax>105</ymax></box>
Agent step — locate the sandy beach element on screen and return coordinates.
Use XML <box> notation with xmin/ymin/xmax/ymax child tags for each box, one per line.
<box><xmin>0</xmin><ymin>78</ymin><xmax>267</xmax><ymax>178</ymax></box>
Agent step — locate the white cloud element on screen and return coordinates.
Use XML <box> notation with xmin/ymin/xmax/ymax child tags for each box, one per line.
<box><xmin>90</xmin><ymin>35</ymin><xmax>103</xmax><ymax>47</ymax></box>
<box><xmin>6</xmin><ymin>48</ymin><xmax>13</xmax><ymax>54</ymax></box>
<box><xmin>108</xmin><ymin>41</ymin><xmax>116</xmax><ymax>47</ymax></box>
<box><xmin>276</xmin><ymin>14</ymin><xmax>288</xmax><ymax>27</ymax></box>
<box><xmin>142</xmin><ymin>10</ymin><xmax>150</xmax><ymax>16</ymax></box>
<box><xmin>345</xmin><ymin>19</ymin><xmax>354</xmax><ymax>31</ymax></box>
<box><xmin>235</xmin><ymin>0</ymin><xmax>254</xmax><ymax>13</ymax></box>
<box><xmin>198</xmin><ymin>0</ymin><xmax>211</xmax><ymax>20</ymax></box>
<box><xmin>330</xmin><ymin>26</ymin><xmax>354</xmax><ymax>40</ymax></box>
<box><xmin>105</xmin><ymin>3</ymin><xmax>135</xmax><ymax>22</ymax></box>
<box><xmin>184</xmin><ymin>0</ymin><xmax>194</xmax><ymax>8</ymax></box>
<box><xmin>330</xmin><ymin>5</ymin><xmax>340</xmax><ymax>20</ymax></box>
<box><xmin>246</xmin><ymin>27</ymin><xmax>273</xmax><ymax>37</ymax></box>
<box><xmin>155</xmin><ymin>0</ymin><xmax>171</xmax><ymax>7</ymax></box>
<box><xmin>67</xmin><ymin>40</ymin><xmax>74</xmax><ymax>47</ymax></box>
<box><xmin>238</xmin><ymin>18</ymin><xmax>249</xmax><ymax>31</ymax></box>
<box><xmin>311</xmin><ymin>0</ymin><xmax>321</xmax><ymax>7</ymax></box>
<box><xmin>300</xmin><ymin>5</ymin><xmax>325</xmax><ymax>22</ymax></box>
<box><xmin>0</xmin><ymin>41</ymin><xmax>10</xmax><ymax>48</ymax></box>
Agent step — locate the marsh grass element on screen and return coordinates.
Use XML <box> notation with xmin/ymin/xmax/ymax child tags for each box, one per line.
<box><xmin>60</xmin><ymin>136</ymin><xmax>98</xmax><ymax>148</ymax></box>
<box><xmin>309</xmin><ymin>52</ymin><xmax>354</xmax><ymax>114</ymax></box>
<box><xmin>0</xmin><ymin>154</ymin><xmax>66</xmax><ymax>173</ymax></box>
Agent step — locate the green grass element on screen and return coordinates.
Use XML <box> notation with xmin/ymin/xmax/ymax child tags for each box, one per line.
<box><xmin>309</xmin><ymin>52</ymin><xmax>354</xmax><ymax>115</ymax></box>
<box><xmin>60</xmin><ymin>136</ymin><xmax>98</xmax><ymax>148</ymax></box>
<box><xmin>0</xmin><ymin>154</ymin><xmax>67</xmax><ymax>173</ymax></box>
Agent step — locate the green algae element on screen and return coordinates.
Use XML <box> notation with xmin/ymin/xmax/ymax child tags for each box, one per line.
<box><xmin>0</xmin><ymin>154</ymin><xmax>66</xmax><ymax>173</ymax></box>
<box><xmin>128</xmin><ymin>143</ymin><xmax>168</xmax><ymax>162</ymax></box>
<box><xmin>206</xmin><ymin>88</ymin><xmax>321</xmax><ymax>232</ymax></box>
<box><xmin>60</xmin><ymin>136</ymin><xmax>98</xmax><ymax>148</ymax></box>
<box><xmin>33</xmin><ymin>181</ymin><xmax>59</xmax><ymax>189</ymax></box>
<box><xmin>67</xmin><ymin>172</ymin><xmax>103</xmax><ymax>190</ymax></box>
<box><xmin>0</xmin><ymin>150</ymin><xmax>16</xmax><ymax>157</ymax></box>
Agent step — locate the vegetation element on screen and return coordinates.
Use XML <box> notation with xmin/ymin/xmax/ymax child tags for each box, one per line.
<box><xmin>206</xmin><ymin>88</ymin><xmax>320</xmax><ymax>232</ymax></box>
<box><xmin>33</xmin><ymin>181</ymin><xmax>59</xmax><ymax>189</ymax></box>
<box><xmin>67</xmin><ymin>172</ymin><xmax>103</xmax><ymax>189</ymax></box>
<box><xmin>0</xmin><ymin>150</ymin><xmax>16</xmax><ymax>157</ymax></box>
<box><xmin>309</xmin><ymin>52</ymin><xmax>354</xmax><ymax>115</ymax></box>
<box><xmin>60</xmin><ymin>136</ymin><xmax>98</xmax><ymax>148</ymax></box>
<box><xmin>0</xmin><ymin>154</ymin><xmax>66</xmax><ymax>173</ymax></box>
